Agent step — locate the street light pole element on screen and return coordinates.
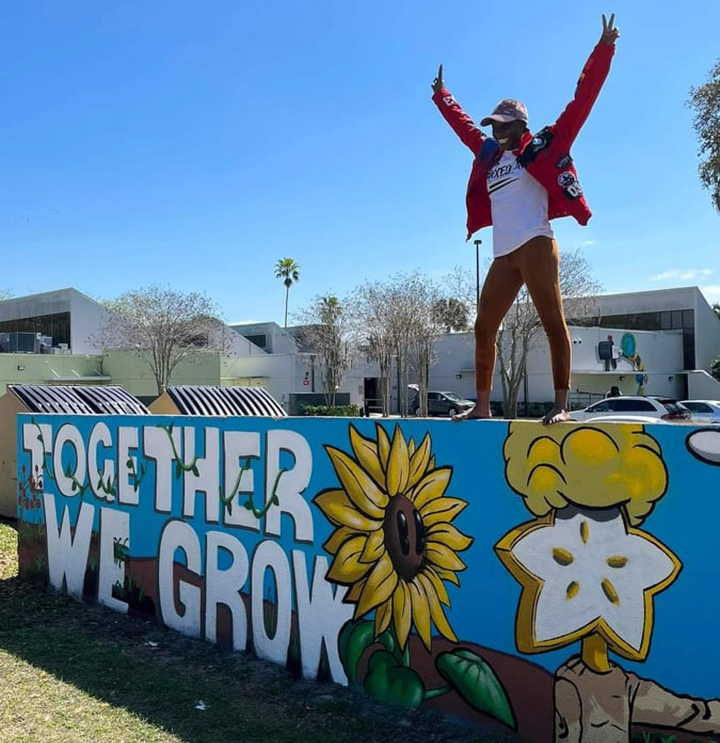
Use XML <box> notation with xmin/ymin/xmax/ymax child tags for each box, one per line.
<box><xmin>473</xmin><ymin>239</ymin><xmax>482</xmax><ymax>313</ymax></box>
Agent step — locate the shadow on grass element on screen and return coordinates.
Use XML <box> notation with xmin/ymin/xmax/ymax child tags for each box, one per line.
<box><xmin>0</xmin><ymin>573</ymin><xmax>518</xmax><ymax>743</ymax></box>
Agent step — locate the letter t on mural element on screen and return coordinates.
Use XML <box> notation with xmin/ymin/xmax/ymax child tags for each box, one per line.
<box><xmin>496</xmin><ymin>422</ymin><xmax>720</xmax><ymax>742</ymax></box>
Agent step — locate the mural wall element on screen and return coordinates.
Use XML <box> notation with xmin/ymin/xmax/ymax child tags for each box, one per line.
<box><xmin>15</xmin><ymin>415</ymin><xmax>720</xmax><ymax>743</ymax></box>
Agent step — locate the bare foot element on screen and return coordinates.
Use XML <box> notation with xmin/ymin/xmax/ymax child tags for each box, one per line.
<box><xmin>452</xmin><ymin>404</ymin><xmax>492</xmax><ymax>422</ymax></box>
<box><xmin>542</xmin><ymin>407</ymin><xmax>572</xmax><ymax>425</ymax></box>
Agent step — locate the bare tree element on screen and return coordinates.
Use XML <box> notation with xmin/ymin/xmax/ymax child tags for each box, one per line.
<box><xmin>353</xmin><ymin>272</ymin><xmax>446</xmax><ymax>417</ymax></box>
<box><xmin>351</xmin><ymin>281</ymin><xmax>396</xmax><ymax>416</ymax></box>
<box><xmin>98</xmin><ymin>285</ymin><xmax>228</xmax><ymax>395</ymax></box>
<box><xmin>406</xmin><ymin>278</ymin><xmax>447</xmax><ymax>416</ymax></box>
<box><xmin>294</xmin><ymin>295</ymin><xmax>352</xmax><ymax>408</ymax></box>
<box><xmin>493</xmin><ymin>248</ymin><xmax>602</xmax><ymax>418</ymax></box>
<box><xmin>688</xmin><ymin>59</ymin><xmax>720</xmax><ymax>212</ymax></box>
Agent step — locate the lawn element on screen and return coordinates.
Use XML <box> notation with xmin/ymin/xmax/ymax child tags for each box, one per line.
<box><xmin>0</xmin><ymin>520</ymin><xmax>518</xmax><ymax>743</ymax></box>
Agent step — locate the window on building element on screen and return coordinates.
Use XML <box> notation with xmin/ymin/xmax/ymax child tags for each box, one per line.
<box><xmin>244</xmin><ymin>334</ymin><xmax>267</xmax><ymax>349</ymax></box>
<box><xmin>0</xmin><ymin>311</ymin><xmax>71</xmax><ymax>349</ymax></box>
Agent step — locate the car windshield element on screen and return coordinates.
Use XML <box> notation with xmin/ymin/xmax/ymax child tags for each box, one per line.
<box><xmin>661</xmin><ymin>401</ymin><xmax>686</xmax><ymax>414</ymax></box>
<box><xmin>442</xmin><ymin>392</ymin><xmax>463</xmax><ymax>401</ymax></box>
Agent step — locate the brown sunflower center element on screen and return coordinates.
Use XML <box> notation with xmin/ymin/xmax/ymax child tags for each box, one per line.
<box><xmin>383</xmin><ymin>493</ymin><xmax>425</xmax><ymax>581</ymax></box>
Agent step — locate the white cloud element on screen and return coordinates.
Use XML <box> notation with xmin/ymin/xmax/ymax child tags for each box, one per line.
<box><xmin>579</xmin><ymin>240</ymin><xmax>596</xmax><ymax>248</ymax></box>
<box><xmin>650</xmin><ymin>268</ymin><xmax>714</xmax><ymax>282</ymax></box>
<box><xmin>700</xmin><ymin>285</ymin><xmax>720</xmax><ymax>305</ymax></box>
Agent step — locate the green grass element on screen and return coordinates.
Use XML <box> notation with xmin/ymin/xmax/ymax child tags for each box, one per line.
<box><xmin>0</xmin><ymin>521</ymin><xmax>518</xmax><ymax>743</ymax></box>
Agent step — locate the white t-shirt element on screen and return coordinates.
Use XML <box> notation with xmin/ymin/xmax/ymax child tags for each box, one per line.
<box><xmin>487</xmin><ymin>149</ymin><xmax>554</xmax><ymax>258</ymax></box>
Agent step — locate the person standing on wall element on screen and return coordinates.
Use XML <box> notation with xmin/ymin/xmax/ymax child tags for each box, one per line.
<box><xmin>432</xmin><ymin>15</ymin><xmax>619</xmax><ymax>425</ymax></box>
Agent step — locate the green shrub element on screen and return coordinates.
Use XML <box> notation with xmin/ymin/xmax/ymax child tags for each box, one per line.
<box><xmin>300</xmin><ymin>404</ymin><xmax>360</xmax><ymax>417</ymax></box>
<box><xmin>711</xmin><ymin>356</ymin><xmax>720</xmax><ymax>382</ymax></box>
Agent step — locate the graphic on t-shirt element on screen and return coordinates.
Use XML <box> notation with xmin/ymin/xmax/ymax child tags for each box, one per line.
<box><xmin>487</xmin><ymin>159</ymin><xmax>523</xmax><ymax>195</ymax></box>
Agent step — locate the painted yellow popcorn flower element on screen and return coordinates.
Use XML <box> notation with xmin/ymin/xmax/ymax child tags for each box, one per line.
<box><xmin>314</xmin><ymin>423</ymin><xmax>473</xmax><ymax>651</ymax></box>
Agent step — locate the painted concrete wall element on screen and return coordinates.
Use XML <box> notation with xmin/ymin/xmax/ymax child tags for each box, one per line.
<box><xmin>15</xmin><ymin>415</ymin><xmax>720</xmax><ymax>742</ymax></box>
<box><xmin>0</xmin><ymin>354</ymin><xmax>106</xmax><ymax>395</ymax></box>
<box><xmin>687</xmin><ymin>370</ymin><xmax>720</xmax><ymax>400</ymax></box>
<box><xmin>230</xmin><ymin>322</ymin><xmax>299</xmax><ymax>355</ymax></box>
<box><xmin>102</xmin><ymin>349</ymin><xmax>223</xmax><ymax>398</ymax></box>
<box><xmin>694</xmin><ymin>292</ymin><xmax>720</xmax><ymax>372</ymax></box>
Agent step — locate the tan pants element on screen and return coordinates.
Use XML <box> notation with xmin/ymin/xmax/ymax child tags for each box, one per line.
<box><xmin>474</xmin><ymin>235</ymin><xmax>571</xmax><ymax>391</ymax></box>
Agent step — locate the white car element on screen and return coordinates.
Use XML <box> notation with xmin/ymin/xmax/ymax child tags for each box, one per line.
<box><xmin>571</xmin><ymin>396</ymin><xmax>691</xmax><ymax>422</ymax></box>
<box><xmin>678</xmin><ymin>400</ymin><xmax>720</xmax><ymax>424</ymax></box>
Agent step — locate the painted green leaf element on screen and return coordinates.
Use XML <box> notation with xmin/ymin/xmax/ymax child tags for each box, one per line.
<box><xmin>338</xmin><ymin>620</ymin><xmax>375</xmax><ymax>684</ymax></box>
<box><xmin>364</xmin><ymin>651</ymin><xmax>424</xmax><ymax>708</ymax></box>
<box><xmin>436</xmin><ymin>649</ymin><xmax>516</xmax><ymax>729</ymax></box>
<box><xmin>376</xmin><ymin>628</ymin><xmax>396</xmax><ymax>655</ymax></box>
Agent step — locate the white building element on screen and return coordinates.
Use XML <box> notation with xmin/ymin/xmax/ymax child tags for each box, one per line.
<box><xmin>429</xmin><ymin>286</ymin><xmax>720</xmax><ymax>409</ymax></box>
<box><xmin>0</xmin><ymin>286</ymin><xmax>718</xmax><ymax>413</ymax></box>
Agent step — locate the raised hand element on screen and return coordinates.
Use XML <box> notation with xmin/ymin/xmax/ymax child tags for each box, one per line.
<box><xmin>431</xmin><ymin>64</ymin><xmax>444</xmax><ymax>93</ymax></box>
<box><xmin>601</xmin><ymin>13</ymin><xmax>620</xmax><ymax>45</ymax></box>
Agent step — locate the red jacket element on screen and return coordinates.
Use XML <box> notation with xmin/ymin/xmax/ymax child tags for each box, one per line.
<box><xmin>432</xmin><ymin>41</ymin><xmax>615</xmax><ymax>239</ymax></box>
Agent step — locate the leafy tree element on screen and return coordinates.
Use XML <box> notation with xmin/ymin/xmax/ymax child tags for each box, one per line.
<box><xmin>295</xmin><ymin>295</ymin><xmax>352</xmax><ymax>408</ymax></box>
<box><xmin>98</xmin><ymin>285</ymin><xmax>227</xmax><ymax>395</ymax></box>
<box><xmin>711</xmin><ymin>357</ymin><xmax>720</xmax><ymax>382</ymax></box>
<box><xmin>275</xmin><ymin>258</ymin><xmax>300</xmax><ymax>328</ymax></box>
<box><xmin>688</xmin><ymin>59</ymin><xmax>720</xmax><ymax>212</ymax></box>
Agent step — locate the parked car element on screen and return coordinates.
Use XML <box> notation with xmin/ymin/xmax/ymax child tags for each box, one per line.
<box><xmin>678</xmin><ymin>400</ymin><xmax>720</xmax><ymax>424</ymax></box>
<box><xmin>579</xmin><ymin>415</ymin><xmax>670</xmax><ymax>425</ymax></box>
<box><xmin>411</xmin><ymin>390</ymin><xmax>474</xmax><ymax>417</ymax></box>
<box><xmin>571</xmin><ymin>396</ymin><xmax>691</xmax><ymax>422</ymax></box>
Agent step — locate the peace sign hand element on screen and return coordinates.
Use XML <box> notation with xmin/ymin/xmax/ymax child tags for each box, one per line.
<box><xmin>431</xmin><ymin>64</ymin><xmax>444</xmax><ymax>93</ymax></box>
<box><xmin>601</xmin><ymin>13</ymin><xmax>620</xmax><ymax>45</ymax></box>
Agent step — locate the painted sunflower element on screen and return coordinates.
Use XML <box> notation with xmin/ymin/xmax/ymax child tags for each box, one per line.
<box><xmin>314</xmin><ymin>423</ymin><xmax>473</xmax><ymax>651</ymax></box>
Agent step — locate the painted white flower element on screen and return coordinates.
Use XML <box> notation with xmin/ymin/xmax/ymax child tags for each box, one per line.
<box><xmin>496</xmin><ymin>505</ymin><xmax>681</xmax><ymax>660</ymax></box>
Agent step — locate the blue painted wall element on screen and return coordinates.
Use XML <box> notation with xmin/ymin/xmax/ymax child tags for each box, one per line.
<box><xmin>16</xmin><ymin>414</ymin><xmax>720</xmax><ymax>741</ymax></box>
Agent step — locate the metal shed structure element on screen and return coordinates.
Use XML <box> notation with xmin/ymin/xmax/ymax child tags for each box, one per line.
<box><xmin>149</xmin><ymin>385</ymin><xmax>286</xmax><ymax>417</ymax></box>
<box><xmin>0</xmin><ymin>384</ymin><xmax>149</xmax><ymax>517</ymax></box>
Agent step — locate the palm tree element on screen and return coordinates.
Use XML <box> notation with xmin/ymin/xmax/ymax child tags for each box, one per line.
<box><xmin>274</xmin><ymin>258</ymin><xmax>300</xmax><ymax>328</ymax></box>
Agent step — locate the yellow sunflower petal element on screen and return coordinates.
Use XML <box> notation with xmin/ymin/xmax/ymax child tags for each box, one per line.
<box><xmin>360</xmin><ymin>528</ymin><xmax>386</xmax><ymax>563</ymax></box>
<box><xmin>326</xmin><ymin>447</ymin><xmax>388</xmax><ymax>517</ymax></box>
<box><xmin>419</xmin><ymin>496</ymin><xmax>468</xmax><ymax>527</ymax></box>
<box><xmin>418</xmin><ymin>573</ymin><xmax>457</xmax><ymax>642</ymax></box>
<box><xmin>374</xmin><ymin>598</ymin><xmax>393</xmax><ymax>637</ymax></box>
<box><xmin>428</xmin><ymin>455</ymin><xmax>436</xmax><ymax>470</ymax></box>
<box><xmin>327</xmin><ymin>536</ymin><xmax>374</xmax><ymax>584</ymax></box>
<box><xmin>393</xmin><ymin>580</ymin><xmax>412</xmax><ymax>650</ymax></box>
<box><xmin>348</xmin><ymin>425</ymin><xmax>386</xmax><ymax>489</ymax></box>
<box><xmin>355</xmin><ymin>553</ymin><xmax>399</xmax><ymax>618</ymax></box>
<box><xmin>314</xmin><ymin>489</ymin><xmax>382</xmax><ymax>532</ymax></box>
<box><xmin>386</xmin><ymin>425</ymin><xmax>410</xmax><ymax>496</ymax></box>
<box><xmin>322</xmin><ymin>526</ymin><xmax>357</xmax><ymax>556</ymax></box>
<box><xmin>408</xmin><ymin>434</ymin><xmax>432</xmax><ymax>488</ymax></box>
<box><xmin>345</xmin><ymin>578</ymin><xmax>366</xmax><ymax>603</ymax></box>
<box><xmin>411</xmin><ymin>467</ymin><xmax>452</xmax><ymax>509</ymax></box>
<box><xmin>422</xmin><ymin>565</ymin><xmax>451</xmax><ymax>606</ymax></box>
<box><xmin>408</xmin><ymin>578</ymin><xmax>432</xmax><ymax>651</ymax></box>
<box><xmin>426</xmin><ymin>522</ymin><xmax>474</xmax><ymax>552</ymax></box>
<box><xmin>434</xmin><ymin>566</ymin><xmax>460</xmax><ymax>586</ymax></box>
<box><xmin>376</xmin><ymin>424</ymin><xmax>391</xmax><ymax>470</ymax></box>
<box><xmin>408</xmin><ymin>437</ymin><xmax>416</xmax><ymax>457</ymax></box>
<box><xmin>426</xmin><ymin>542</ymin><xmax>467</xmax><ymax>572</ymax></box>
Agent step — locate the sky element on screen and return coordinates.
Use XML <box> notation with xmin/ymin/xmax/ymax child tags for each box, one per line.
<box><xmin>1</xmin><ymin>0</ymin><xmax>719</xmax><ymax>325</ymax></box>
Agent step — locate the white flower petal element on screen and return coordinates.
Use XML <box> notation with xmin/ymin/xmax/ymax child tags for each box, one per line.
<box><xmin>510</xmin><ymin>506</ymin><xmax>678</xmax><ymax>652</ymax></box>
